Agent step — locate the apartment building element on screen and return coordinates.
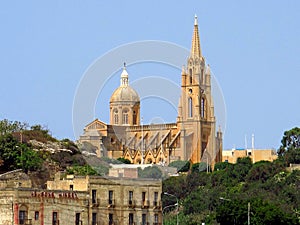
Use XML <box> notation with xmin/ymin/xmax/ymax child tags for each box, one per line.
<box><xmin>0</xmin><ymin>169</ymin><xmax>162</xmax><ymax>225</ymax></box>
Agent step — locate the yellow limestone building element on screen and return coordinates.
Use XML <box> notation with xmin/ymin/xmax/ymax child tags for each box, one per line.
<box><xmin>80</xmin><ymin>16</ymin><xmax>223</xmax><ymax>166</ymax></box>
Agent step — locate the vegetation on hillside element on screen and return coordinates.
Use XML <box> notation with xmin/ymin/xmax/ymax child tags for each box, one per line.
<box><xmin>162</xmin><ymin>127</ymin><xmax>300</xmax><ymax>225</ymax></box>
<box><xmin>0</xmin><ymin>119</ymin><xmax>103</xmax><ymax>182</ymax></box>
<box><xmin>0</xmin><ymin>133</ymin><xmax>42</xmax><ymax>172</ymax></box>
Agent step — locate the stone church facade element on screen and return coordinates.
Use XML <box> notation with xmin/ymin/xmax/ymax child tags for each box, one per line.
<box><xmin>79</xmin><ymin>16</ymin><xmax>223</xmax><ymax>166</ymax></box>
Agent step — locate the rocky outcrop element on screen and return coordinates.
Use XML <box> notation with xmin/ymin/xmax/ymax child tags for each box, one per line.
<box><xmin>29</xmin><ymin>140</ymin><xmax>73</xmax><ymax>154</ymax></box>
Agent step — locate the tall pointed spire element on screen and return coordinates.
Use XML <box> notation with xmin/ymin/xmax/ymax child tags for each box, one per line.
<box><xmin>191</xmin><ymin>15</ymin><xmax>202</xmax><ymax>57</ymax></box>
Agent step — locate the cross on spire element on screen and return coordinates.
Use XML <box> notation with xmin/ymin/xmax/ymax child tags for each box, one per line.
<box><xmin>191</xmin><ymin>14</ymin><xmax>202</xmax><ymax>57</ymax></box>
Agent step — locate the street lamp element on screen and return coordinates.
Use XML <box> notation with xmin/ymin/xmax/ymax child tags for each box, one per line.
<box><xmin>164</xmin><ymin>192</ymin><xmax>179</xmax><ymax>225</ymax></box>
<box><xmin>219</xmin><ymin>197</ymin><xmax>250</xmax><ymax>225</ymax></box>
<box><xmin>162</xmin><ymin>203</ymin><xmax>178</xmax><ymax>225</ymax></box>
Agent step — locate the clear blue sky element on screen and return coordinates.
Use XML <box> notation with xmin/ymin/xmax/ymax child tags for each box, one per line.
<box><xmin>0</xmin><ymin>1</ymin><xmax>299</xmax><ymax>149</ymax></box>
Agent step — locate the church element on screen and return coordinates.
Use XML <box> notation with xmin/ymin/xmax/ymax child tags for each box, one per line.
<box><xmin>79</xmin><ymin>16</ymin><xmax>223</xmax><ymax>167</ymax></box>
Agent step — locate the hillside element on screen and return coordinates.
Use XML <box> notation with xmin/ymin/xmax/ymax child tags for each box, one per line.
<box><xmin>0</xmin><ymin>120</ymin><xmax>111</xmax><ymax>187</ymax></box>
<box><xmin>162</xmin><ymin>158</ymin><xmax>300</xmax><ymax>225</ymax></box>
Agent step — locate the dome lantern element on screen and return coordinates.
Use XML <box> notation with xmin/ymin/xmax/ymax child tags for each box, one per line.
<box><xmin>109</xmin><ymin>63</ymin><xmax>140</xmax><ymax>126</ymax></box>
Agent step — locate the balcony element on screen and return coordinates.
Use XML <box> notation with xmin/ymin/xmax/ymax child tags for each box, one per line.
<box><xmin>108</xmin><ymin>199</ymin><xmax>115</xmax><ymax>208</ymax></box>
<box><xmin>92</xmin><ymin>198</ymin><xmax>100</xmax><ymax>207</ymax></box>
<box><xmin>128</xmin><ymin>200</ymin><xmax>136</xmax><ymax>208</ymax></box>
<box><xmin>153</xmin><ymin>201</ymin><xmax>161</xmax><ymax>209</ymax></box>
<box><xmin>141</xmin><ymin>200</ymin><xmax>150</xmax><ymax>209</ymax></box>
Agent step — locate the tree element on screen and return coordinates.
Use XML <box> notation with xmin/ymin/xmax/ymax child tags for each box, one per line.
<box><xmin>163</xmin><ymin>175</ymin><xmax>187</xmax><ymax>201</ymax></box>
<box><xmin>0</xmin><ymin>119</ymin><xmax>28</xmax><ymax>135</ymax></box>
<box><xmin>0</xmin><ymin>134</ymin><xmax>42</xmax><ymax>172</ymax></box>
<box><xmin>66</xmin><ymin>165</ymin><xmax>98</xmax><ymax>176</ymax></box>
<box><xmin>138</xmin><ymin>166</ymin><xmax>162</xmax><ymax>179</ymax></box>
<box><xmin>0</xmin><ymin>133</ymin><xmax>21</xmax><ymax>170</ymax></box>
<box><xmin>230</xmin><ymin>157</ymin><xmax>253</xmax><ymax>183</ymax></box>
<box><xmin>214</xmin><ymin>161</ymin><xmax>232</xmax><ymax>171</ymax></box>
<box><xmin>246</xmin><ymin>161</ymin><xmax>284</xmax><ymax>183</ymax></box>
<box><xmin>16</xmin><ymin>144</ymin><xmax>42</xmax><ymax>172</ymax></box>
<box><xmin>191</xmin><ymin>162</ymin><xmax>209</xmax><ymax>173</ymax></box>
<box><xmin>186</xmin><ymin>172</ymin><xmax>210</xmax><ymax>193</ymax></box>
<box><xmin>278</xmin><ymin>127</ymin><xmax>300</xmax><ymax>165</ymax></box>
<box><xmin>183</xmin><ymin>186</ymin><xmax>220</xmax><ymax>215</ymax></box>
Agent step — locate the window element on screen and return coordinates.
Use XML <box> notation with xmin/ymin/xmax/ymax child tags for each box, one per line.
<box><xmin>154</xmin><ymin>214</ymin><xmax>159</xmax><ymax>225</ymax></box>
<box><xmin>52</xmin><ymin>212</ymin><xmax>58</xmax><ymax>225</ymax></box>
<box><xmin>70</xmin><ymin>185</ymin><xmax>73</xmax><ymax>191</ymax></box>
<box><xmin>114</xmin><ymin>109</ymin><xmax>118</xmax><ymax>124</ymax></box>
<box><xmin>109</xmin><ymin>213</ymin><xmax>113</xmax><ymax>225</ymax></box>
<box><xmin>75</xmin><ymin>213</ymin><xmax>80</xmax><ymax>225</ymax></box>
<box><xmin>201</xmin><ymin>97</ymin><xmax>205</xmax><ymax>118</ymax></box>
<box><xmin>19</xmin><ymin>210</ymin><xmax>26</xmax><ymax>225</ymax></box>
<box><xmin>129</xmin><ymin>213</ymin><xmax>134</xmax><ymax>225</ymax></box>
<box><xmin>188</xmin><ymin>97</ymin><xmax>193</xmax><ymax>117</ymax></box>
<box><xmin>142</xmin><ymin>191</ymin><xmax>146</xmax><ymax>202</ymax></box>
<box><xmin>142</xmin><ymin>214</ymin><xmax>147</xmax><ymax>225</ymax></box>
<box><xmin>154</xmin><ymin>192</ymin><xmax>158</xmax><ymax>206</ymax></box>
<box><xmin>129</xmin><ymin>191</ymin><xmax>133</xmax><ymax>204</ymax></box>
<box><xmin>114</xmin><ymin>114</ymin><xmax>118</xmax><ymax>124</ymax></box>
<box><xmin>133</xmin><ymin>110</ymin><xmax>137</xmax><ymax>125</ymax></box>
<box><xmin>122</xmin><ymin>109</ymin><xmax>129</xmax><ymax>125</ymax></box>
<box><xmin>109</xmin><ymin>190</ymin><xmax>113</xmax><ymax>205</ymax></box>
<box><xmin>34</xmin><ymin>211</ymin><xmax>39</xmax><ymax>220</ymax></box>
<box><xmin>92</xmin><ymin>189</ymin><xmax>97</xmax><ymax>204</ymax></box>
<box><xmin>92</xmin><ymin>213</ymin><xmax>97</xmax><ymax>225</ymax></box>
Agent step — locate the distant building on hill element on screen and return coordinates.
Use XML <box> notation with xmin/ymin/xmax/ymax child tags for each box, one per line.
<box><xmin>222</xmin><ymin>148</ymin><xmax>278</xmax><ymax>163</ymax></box>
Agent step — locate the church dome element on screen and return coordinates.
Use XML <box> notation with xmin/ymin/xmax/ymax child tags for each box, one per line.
<box><xmin>110</xmin><ymin>86</ymin><xmax>140</xmax><ymax>103</ymax></box>
<box><xmin>110</xmin><ymin>66</ymin><xmax>140</xmax><ymax>103</ymax></box>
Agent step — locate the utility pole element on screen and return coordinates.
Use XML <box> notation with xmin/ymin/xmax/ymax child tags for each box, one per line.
<box><xmin>248</xmin><ymin>202</ymin><xmax>250</xmax><ymax>225</ymax></box>
<box><xmin>141</xmin><ymin>117</ymin><xmax>144</xmax><ymax>164</ymax></box>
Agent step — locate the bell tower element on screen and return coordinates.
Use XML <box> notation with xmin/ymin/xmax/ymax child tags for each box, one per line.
<box><xmin>177</xmin><ymin>15</ymin><xmax>217</xmax><ymax>164</ymax></box>
<box><xmin>178</xmin><ymin>15</ymin><xmax>206</xmax><ymax>121</ymax></box>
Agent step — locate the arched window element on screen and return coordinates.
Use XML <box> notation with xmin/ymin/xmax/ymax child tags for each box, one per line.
<box><xmin>189</xmin><ymin>68</ymin><xmax>193</xmax><ymax>84</ymax></box>
<box><xmin>114</xmin><ymin>114</ymin><xmax>118</xmax><ymax>124</ymax></box>
<box><xmin>188</xmin><ymin>97</ymin><xmax>193</xmax><ymax>117</ymax></box>
<box><xmin>201</xmin><ymin>98</ymin><xmax>206</xmax><ymax>118</ymax></box>
<box><xmin>113</xmin><ymin>109</ymin><xmax>118</xmax><ymax>124</ymax></box>
<box><xmin>122</xmin><ymin>109</ymin><xmax>129</xmax><ymax>125</ymax></box>
<box><xmin>133</xmin><ymin>110</ymin><xmax>137</xmax><ymax>125</ymax></box>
